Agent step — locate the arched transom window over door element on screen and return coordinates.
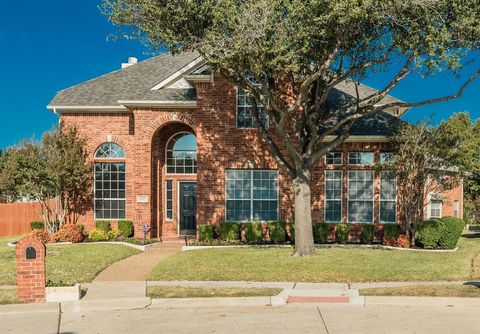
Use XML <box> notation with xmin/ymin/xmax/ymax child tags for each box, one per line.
<box><xmin>166</xmin><ymin>133</ymin><xmax>197</xmax><ymax>174</ymax></box>
<box><xmin>94</xmin><ymin>143</ymin><xmax>126</xmax><ymax>220</ymax></box>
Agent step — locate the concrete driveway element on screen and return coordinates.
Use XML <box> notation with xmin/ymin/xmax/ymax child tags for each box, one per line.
<box><xmin>2</xmin><ymin>301</ymin><xmax>480</xmax><ymax>334</ymax></box>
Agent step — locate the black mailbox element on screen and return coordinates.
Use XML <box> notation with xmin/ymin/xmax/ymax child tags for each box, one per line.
<box><xmin>26</xmin><ymin>246</ymin><xmax>36</xmax><ymax>260</ymax></box>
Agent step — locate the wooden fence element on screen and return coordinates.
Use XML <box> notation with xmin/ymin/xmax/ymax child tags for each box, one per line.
<box><xmin>0</xmin><ymin>202</ymin><xmax>43</xmax><ymax>237</ymax></box>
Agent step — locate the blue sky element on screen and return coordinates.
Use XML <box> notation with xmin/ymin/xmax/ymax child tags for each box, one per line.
<box><xmin>0</xmin><ymin>1</ymin><xmax>479</xmax><ymax>149</ymax></box>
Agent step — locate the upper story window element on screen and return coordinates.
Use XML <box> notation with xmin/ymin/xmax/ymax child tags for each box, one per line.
<box><xmin>380</xmin><ymin>152</ymin><xmax>394</xmax><ymax>164</ymax></box>
<box><xmin>94</xmin><ymin>143</ymin><xmax>125</xmax><ymax>159</ymax></box>
<box><xmin>325</xmin><ymin>152</ymin><xmax>343</xmax><ymax>165</ymax></box>
<box><xmin>93</xmin><ymin>143</ymin><xmax>126</xmax><ymax>220</ymax></box>
<box><xmin>166</xmin><ymin>133</ymin><xmax>197</xmax><ymax>174</ymax></box>
<box><xmin>236</xmin><ymin>77</ymin><xmax>269</xmax><ymax>129</ymax></box>
<box><xmin>348</xmin><ymin>152</ymin><xmax>374</xmax><ymax>165</ymax></box>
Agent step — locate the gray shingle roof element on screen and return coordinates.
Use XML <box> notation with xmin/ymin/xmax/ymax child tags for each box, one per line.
<box><xmin>49</xmin><ymin>51</ymin><xmax>200</xmax><ymax>106</ymax></box>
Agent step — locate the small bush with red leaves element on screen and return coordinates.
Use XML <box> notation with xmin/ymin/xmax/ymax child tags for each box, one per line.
<box><xmin>395</xmin><ymin>234</ymin><xmax>411</xmax><ymax>248</ymax></box>
<box><xmin>53</xmin><ymin>224</ymin><xmax>84</xmax><ymax>243</ymax></box>
<box><xmin>30</xmin><ymin>229</ymin><xmax>51</xmax><ymax>244</ymax></box>
<box><xmin>382</xmin><ymin>237</ymin><xmax>396</xmax><ymax>246</ymax></box>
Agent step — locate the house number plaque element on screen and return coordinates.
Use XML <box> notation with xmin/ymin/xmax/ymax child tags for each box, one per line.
<box><xmin>136</xmin><ymin>195</ymin><xmax>149</xmax><ymax>204</ymax></box>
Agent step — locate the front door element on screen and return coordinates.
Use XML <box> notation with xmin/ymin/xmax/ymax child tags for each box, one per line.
<box><xmin>179</xmin><ymin>182</ymin><xmax>197</xmax><ymax>235</ymax></box>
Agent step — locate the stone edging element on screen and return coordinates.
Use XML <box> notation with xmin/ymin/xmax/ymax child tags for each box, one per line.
<box><xmin>7</xmin><ymin>240</ymin><xmax>160</xmax><ymax>252</ymax></box>
<box><xmin>183</xmin><ymin>243</ymin><xmax>459</xmax><ymax>252</ymax></box>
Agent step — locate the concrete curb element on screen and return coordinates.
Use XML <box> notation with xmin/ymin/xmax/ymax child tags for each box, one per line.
<box><xmin>61</xmin><ymin>297</ymin><xmax>152</xmax><ymax>313</ymax></box>
<box><xmin>365</xmin><ymin>296</ymin><xmax>480</xmax><ymax>308</ymax></box>
<box><xmin>0</xmin><ymin>302</ymin><xmax>60</xmax><ymax>314</ymax></box>
<box><xmin>150</xmin><ymin>297</ymin><xmax>272</xmax><ymax>308</ymax></box>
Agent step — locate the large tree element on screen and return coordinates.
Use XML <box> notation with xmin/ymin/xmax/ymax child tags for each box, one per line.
<box><xmin>102</xmin><ymin>0</ymin><xmax>480</xmax><ymax>255</ymax></box>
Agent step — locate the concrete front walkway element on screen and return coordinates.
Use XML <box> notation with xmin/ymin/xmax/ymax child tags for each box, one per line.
<box><xmin>93</xmin><ymin>243</ymin><xmax>182</xmax><ymax>282</ymax></box>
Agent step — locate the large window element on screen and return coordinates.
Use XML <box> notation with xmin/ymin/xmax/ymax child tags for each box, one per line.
<box><xmin>380</xmin><ymin>172</ymin><xmax>397</xmax><ymax>223</ymax></box>
<box><xmin>166</xmin><ymin>133</ymin><xmax>197</xmax><ymax>174</ymax></box>
<box><xmin>226</xmin><ymin>170</ymin><xmax>278</xmax><ymax>221</ymax></box>
<box><xmin>325</xmin><ymin>171</ymin><xmax>342</xmax><ymax>223</ymax></box>
<box><xmin>429</xmin><ymin>196</ymin><xmax>442</xmax><ymax>218</ymax></box>
<box><xmin>236</xmin><ymin>78</ymin><xmax>268</xmax><ymax>129</ymax></box>
<box><xmin>348</xmin><ymin>152</ymin><xmax>374</xmax><ymax>165</ymax></box>
<box><xmin>94</xmin><ymin>162</ymin><xmax>126</xmax><ymax>220</ymax></box>
<box><xmin>348</xmin><ymin>170</ymin><xmax>374</xmax><ymax>223</ymax></box>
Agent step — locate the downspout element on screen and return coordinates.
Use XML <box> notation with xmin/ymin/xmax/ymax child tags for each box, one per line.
<box><xmin>52</xmin><ymin>108</ymin><xmax>61</xmax><ymax>124</ymax></box>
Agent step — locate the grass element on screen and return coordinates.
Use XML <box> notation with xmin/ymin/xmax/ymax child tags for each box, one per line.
<box><xmin>147</xmin><ymin>286</ymin><xmax>282</xmax><ymax>298</ymax></box>
<box><xmin>0</xmin><ymin>289</ymin><xmax>17</xmax><ymax>304</ymax></box>
<box><xmin>360</xmin><ymin>285</ymin><xmax>480</xmax><ymax>298</ymax></box>
<box><xmin>148</xmin><ymin>237</ymin><xmax>480</xmax><ymax>283</ymax></box>
<box><xmin>0</xmin><ymin>236</ymin><xmax>139</xmax><ymax>286</ymax></box>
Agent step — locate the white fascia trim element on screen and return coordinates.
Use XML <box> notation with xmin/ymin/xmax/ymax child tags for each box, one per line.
<box><xmin>47</xmin><ymin>105</ymin><xmax>128</xmax><ymax>112</ymax></box>
<box><xmin>323</xmin><ymin>135</ymin><xmax>388</xmax><ymax>142</ymax></box>
<box><xmin>150</xmin><ymin>57</ymin><xmax>205</xmax><ymax>90</ymax></box>
<box><xmin>118</xmin><ymin>100</ymin><xmax>197</xmax><ymax>108</ymax></box>
<box><xmin>183</xmin><ymin>74</ymin><xmax>213</xmax><ymax>83</ymax></box>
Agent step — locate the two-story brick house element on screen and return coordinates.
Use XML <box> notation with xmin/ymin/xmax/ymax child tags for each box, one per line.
<box><xmin>47</xmin><ymin>52</ymin><xmax>463</xmax><ymax>241</ymax></box>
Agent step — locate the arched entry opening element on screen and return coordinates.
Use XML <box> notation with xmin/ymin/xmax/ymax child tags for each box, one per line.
<box><xmin>151</xmin><ymin>122</ymin><xmax>197</xmax><ymax>239</ymax></box>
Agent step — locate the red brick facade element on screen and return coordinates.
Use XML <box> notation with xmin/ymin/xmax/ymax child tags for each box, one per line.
<box><xmin>16</xmin><ymin>237</ymin><xmax>46</xmax><ymax>303</ymax></box>
<box><xmin>61</xmin><ymin>75</ymin><xmax>463</xmax><ymax>240</ymax></box>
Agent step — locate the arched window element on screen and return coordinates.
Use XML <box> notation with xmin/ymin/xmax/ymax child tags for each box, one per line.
<box><xmin>93</xmin><ymin>143</ymin><xmax>126</xmax><ymax>220</ymax></box>
<box><xmin>166</xmin><ymin>133</ymin><xmax>197</xmax><ymax>174</ymax></box>
<box><xmin>94</xmin><ymin>143</ymin><xmax>125</xmax><ymax>159</ymax></box>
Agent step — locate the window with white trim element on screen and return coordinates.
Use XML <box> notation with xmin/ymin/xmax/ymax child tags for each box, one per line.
<box><xmin>236</xmin><ymin>78</ymin><xmax>268</xmax><ymax>129</ymax></box>
<box><xmin>225</xmin><ymin>170</ymin><xmax>278</xmax><ymax>221</ymax></box>
<box><xmin>380</xmin><ymin>171</ymin><xmax>397</xmax><ymax>223</ymax></box>
<box><xmin>454</xmin><ymin>200</ymin><xmax>459</xmax><ymax>218</ymax></box>
<box><xmin>325</xmin><ymin>171</ymin><xmax>342</xmax><ymax>223</ymax></box>
<box><xmin>166</xmin><ymin>133</ymin><xmax>197</xmax><ymax>174</ymax></box>
<box><xmin>380</xmin><ymin>152</ymin><xmax>394</xmax><ymax>164</ymax></box>
<box><xmin>94</xmin><ymin>143</ymin><xmax>125</xmax><ymax>159</ymax></box>
<box><xmin>165</xmin><ymin>180</ymin><xmax>173</xmax><ymax>220</ymax></box>
<box><xmin>430</xmin><ymin>198</ymin><xmax>442</xmax><ymax>218</ymax></box>
<box><xmin>348</xmin><ymin>152</ymin><xmax>374</xmax><ymax>165</ymax></box>
<box><xmin>325</xmin><ymin>152</ymin><xmax>343</xmax><ymax>165</ymax></box>
<box><xmin>348</xmin><ymin>170</ymin><xmax>374</xmax><ymax>223</ymax></box>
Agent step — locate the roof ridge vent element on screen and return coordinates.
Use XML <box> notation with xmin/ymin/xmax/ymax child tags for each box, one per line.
<box><xmin>121</xmin><ymin>57</ymin><xmax>138</xmax><ymax>69</ymax></box>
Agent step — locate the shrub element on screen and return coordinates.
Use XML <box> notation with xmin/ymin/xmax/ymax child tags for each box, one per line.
<box><xmin>438</xmin><ymin>216</ymin><xmax>464</xmax><ymax>249</ymax></box>
<box><xmin>416</xmin><ymin>220</ymin><xmax>443</xmax><ymax>249</ymax></box>
<box><xmin>53</xmin><ymin>224</ymin><xmax>84</xmax><ymax>243</ymax></box>
<box><xmin>361</xmin><ymin>224</ymin><xmax>375</xmax><ymax>244</ymax></box>
<box><xmin>335</xmin><ymin>224</ymin><xmax>349</xmax><ymax>244</ymax></box>
<box><xmin>30</xmin><ymin>229</ymin><xmax>51</xmax><ymax>244</ymax></box>
<box><xmin>219</xmin><ymin>221</ymin><xmax>240</xmax><ymax>241</ymax></box>
<box><xmin>313</xmin><ymin>223</ymin><xmax>328</xmax><ymax>244</ymax></box>
<box><xmin>245</xmin><ymin>222</ymin><xmax>263</xmax><ymax>243</ymax></box>
<box><xmin>198</xmin><ymin>224</ymin><xmax>215</xmax><ymax>242</ymax></box>
<box><xmin>108</xmin><ymin>228</ymin><xmax>122</xmax><ymax>240</ymax></box>
<box><xmin>383</xmin><ymin>224</ymin><xmax>401</xmax><ymax>239</ymax></box>
<box><xmin>30</xmin><ymin>221</ymin><xmax>45</xmax><ymax>230</ymax></box>
<box><xmin>383</xmin><ymin>237</ymin><xmax>396</xmax><ymax>247</ymax></box>
<box><xmin>118</xmin><ymin>220</ymin><xmax>134</xmax><ymax>237</ymax></box>
<box><xmin>268</xmin><ymin>221</ymin><xmax>286</xmax><ymax>243</ymax></box>
<box><xmin>88</xmin><ymin>228</ymin><xmax>110</xmax><ymax>242</ymax></box>
<box><xmin>395</xmin><ymin>234</ymin><xmax>410</xmax><ymax>248</ymax></box>
<box><xmin>95</xmin><ymin>220</ymin><xmax>111</xmax><ymax>232</ymax></box>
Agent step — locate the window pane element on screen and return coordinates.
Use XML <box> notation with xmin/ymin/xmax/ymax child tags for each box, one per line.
<box><xmin>348</xmin><ymin>170</ymin><xmax>373</xmax><ymax>223</ymax></box>
<box><xmin>236</xmin><ymin>82</ymin><xmax>269</xmax><ymax>129</ymax></box>
<box><xmin>94</xmin><ymin>143</ymin><xmax>125</xmax><ymax>159</ymax></box>
<box><xmin>94</xmin><ymin>163</ymin><xmax>126</xmax><ymax>220</ymax></box>
<box><xmin>348</xmin><ymin>152</ymin><xmax>374</xmax><ymax>165</ymax></box>
<box><xmin>166</xmin><ymin>133</ymin><xmax>197</xmax><ymax>174</ymax></box>
<box><xmin>325</xmin><ymin>171</ymin><xmax>342</xmax><ymax>223</ymax></box>
<box><xmin>325</xmin><ymin>152</ymin><xmax>343</xmax><ymax>165</ymax></box>
<box><xmin>165</xmin><ymin>180</ymin><xmax>173</xmax><ymax>220</ymax></box>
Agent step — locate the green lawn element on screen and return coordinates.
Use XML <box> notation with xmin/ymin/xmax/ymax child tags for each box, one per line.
<box><xmin>0</xmin><ymin>289</ymin><xmax>17</xmax><ymax>304</ymax></box>
<box><xmin>147</xmin><ymin>286</ymin><xmax>282</xmax><ymax>298</ymax></box>
<box><xmin>360</xmin><ymin>285</ymin><xmax>480</xmax><ymax>298</ymax></box>
<box><xmin>0</xmin><ymin>237</ymin><xmax>139</xmax><ymax>286</ymax></box>
<box><xmin>148</xmin><ymin>237</ymin><xmax>480</xmax><ymax>283</ymax></box>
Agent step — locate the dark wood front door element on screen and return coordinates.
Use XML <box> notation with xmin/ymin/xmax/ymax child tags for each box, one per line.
<box><xmin>179</xmin><ymin>182</ymin><xmax>197</xmax><ymax>235</ymax></box>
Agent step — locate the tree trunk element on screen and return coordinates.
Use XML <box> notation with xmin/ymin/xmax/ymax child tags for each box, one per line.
<box><xmin>293</xmin><ymin>172</ymin><xmax>315</xmax><ymax>257</ymax></box>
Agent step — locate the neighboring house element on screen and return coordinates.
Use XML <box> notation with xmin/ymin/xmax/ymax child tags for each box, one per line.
<box><xmin>47</xmin><ymin>52</ymin><xmax>463</xmax><ymax>241</ymax></box>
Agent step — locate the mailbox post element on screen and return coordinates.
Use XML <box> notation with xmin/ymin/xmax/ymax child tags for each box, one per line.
<box><xmin>16</xmin><ymin>236</ymin><xmax>46</xmax><ymax>303</ymax></box>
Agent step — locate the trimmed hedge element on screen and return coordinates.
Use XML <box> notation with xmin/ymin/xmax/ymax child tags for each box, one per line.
<box><xmin>220</xmin><ymin>221</ymin><xmax>240</xmax><ymax>241</ymax></box>
<box><xmin>361</xmin><ymin>224</ymin><xmax>375</xmax><ymax>244</ymax></box>
<box><xmin>245</xmin><ymin>222</ymin><xmax>263</xmax><ymax>243</ymax></box>
<box><xmin>313</xmin><ymin>223</ymin><xmax>328</xmax><ymax>243</ymax></box>
<box><xmin>198</xmin><ymin>225</ymin><xmax>215</xmax><ymax>242</ymax></box>
<box><xmin>95</xmin><ymin>220</ymin><xmax>111</xmax><ymax>232</ymax></box>
<box><xmin>383</xmin><ymin>224</ymin><xmax>401</xmax><ymax>239</ymax></box>
<box><xmin>438</xmin><ymin>216</ymin><xmax>464</xmax><ymax>249</ymax></box>
<box><xmin>30</xmin><ymin>221</ymin><xmax>45</xmax><ymax>230</ymax></box>
<box><xmin>268</xmin><ymin>221</ymin><xmax>286</xmax><ymax>243</ymax></box>
<box><xmin>336</xmin><ymin>224</ymin><xmax>349</xmax><ymax>244</ymax></box>
<box><xmin>416</xmin><ymin>220</ymin><xmax>443</xmax><ymax>249</ymax></box>
<box><xmin>118</xmin><ymin>220</ymin><xmax>134</xmax><ymax>237</ymax></box>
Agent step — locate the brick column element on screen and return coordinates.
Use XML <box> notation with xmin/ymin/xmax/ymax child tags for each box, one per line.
<box><xmin>16</xmin><ymin>236</ymin><xmax>46</xmax><ymax>303</ymax></box>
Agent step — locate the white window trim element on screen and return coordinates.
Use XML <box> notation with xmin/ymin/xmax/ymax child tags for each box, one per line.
<box><xmin>324</xmin><ymin>170</ymin><xmax>343</xmax><ymax>224</ymax></box>
<box><xmin>379</xmin><ymin>171</ymin><xmax>397</xmax><ymax>224</ymax></box>
<box><xmin>324</xmin><ymin>152</ymin><xmax>343</xmax><ymax>166</ymax></box>
<box><xmin>224</xmin><ymin>169</ymin><xmax>279</xmax><ymax>222</ymax></box>
<box><xmin>165</xmin><ymin>180</ymin><xmax>173</xmax><ymax>221</ymax></box>
<box><xmin>93</xmin><ymin>162</ymin><xmax>127</xmax><ymax>221</ymax></box>
<box><xmin>427</xmin><ymin>193</ymin><xmax>443</xmax><ymax>219</ymax></box>
<box><xmin>454</xmin><ymin>200</ymin><xmax>459</xmax><ymax>218</ymax></box>
<box><xmin>347</xmin><ymin>170</ymin><xmax>375</xmax><ymax>224</ymax></box>
<box><xmin>165</xmin><ymin>131</ymin><xmax>197</xmax><ymax>175</ymax></box>
<box><xmin>235</xmin><ymin>85</ymin><xmax>269</xmax><ymax>130</ymax></box>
